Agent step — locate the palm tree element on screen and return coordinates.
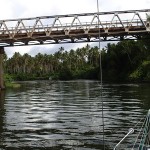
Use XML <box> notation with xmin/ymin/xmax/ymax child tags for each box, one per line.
<box><xmin>11</xmin><ymin>52</ymin><xmax>22</xmax><ymax>73</ymax></box>
<box><xmin>22</xmin><ymin>53</ymin><xmax>32</xmax><ymax>74</ymax></box>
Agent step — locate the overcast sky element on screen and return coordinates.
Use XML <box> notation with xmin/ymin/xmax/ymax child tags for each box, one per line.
<box><xmin>1</xmin><ymin>0</ymin><xmax>150</xmax><ymax>57</ymax></box>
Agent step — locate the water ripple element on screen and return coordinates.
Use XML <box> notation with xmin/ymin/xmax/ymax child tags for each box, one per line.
<box><xmin>0</xmin><ymin>81</ymin><xmax>149</xmax><ymax>150</ymax></box>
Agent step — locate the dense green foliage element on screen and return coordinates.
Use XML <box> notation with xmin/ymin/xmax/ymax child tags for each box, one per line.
<box><xmin>4</xmin><ymin>74</ymin><xmax>21</xmax><ymax>88</ymax></box>
<box><xmin>4</xmin><ymin>38</ymin><xmax>150</xmax><ymax>82</ymax></box>
<box><xmin>102</xmin><ymin>40</ymin><xmax>150</xmax><ymax>81</ymax></box>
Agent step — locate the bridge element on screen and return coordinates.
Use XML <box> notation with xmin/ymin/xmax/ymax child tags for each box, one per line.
<box><xmin>0</xmin><ymin>9</ymin><xmax>150</xmax><ymax>89</ymax></box>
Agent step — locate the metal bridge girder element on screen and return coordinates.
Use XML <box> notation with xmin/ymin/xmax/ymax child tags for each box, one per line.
<box><xmin>0</xmin><ymin>9</ymin><xmax>149</xmax><ymax>47</ymax></box>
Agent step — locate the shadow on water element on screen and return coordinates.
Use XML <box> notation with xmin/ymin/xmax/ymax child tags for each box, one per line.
<box><xmin>0</xmin><ymin>91</ymin><xmax>5</xmax><ymax>149</ymax></box>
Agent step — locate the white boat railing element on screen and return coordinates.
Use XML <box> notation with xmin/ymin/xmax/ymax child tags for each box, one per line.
<box><xmin>131</xmin><ymin>109</ymin><xmax>150</xmax><ymax>150</ymax></box>
<box><xmin>114</xmin><ymin>128</ymin><xmax>134</xmax><ymax>150</ymax></box>
<box><xmin>114</xmin><ymin>109</ymin><xmax>150</xmax><ymax>150</ymax></box>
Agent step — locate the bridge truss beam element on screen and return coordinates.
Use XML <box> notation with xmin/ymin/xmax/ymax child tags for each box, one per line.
<box><xmin>0</xmin><ymin>9</ymin><xmax>150</xmax><ymax>47</ymax></box>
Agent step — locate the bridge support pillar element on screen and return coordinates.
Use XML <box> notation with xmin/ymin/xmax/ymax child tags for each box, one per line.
<box><xmin>0</xmin><ymin>47</ymin><xmax>5</xmax><ymax>90</ymax></box>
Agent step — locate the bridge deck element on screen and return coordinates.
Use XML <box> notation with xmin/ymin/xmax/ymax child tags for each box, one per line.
<box><xmin>0</xmin><ymin>9</ymin><xmax>149</xmax><ymax>46</ymax></box>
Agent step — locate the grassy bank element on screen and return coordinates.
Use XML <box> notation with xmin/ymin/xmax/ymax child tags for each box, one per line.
<box><xmin>4</xmin><ymin>74</ymin><xmax>21</xmax><ymax>88</ymax></box>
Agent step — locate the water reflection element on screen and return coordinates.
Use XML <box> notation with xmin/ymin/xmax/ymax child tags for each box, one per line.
<box><xmin>0</xmin><ymin>81</ymin><xmax>149</xmax><ymax>149</ymax></box>
<box><xmin>0</xmin><ymin>91</ymin><xmax>5</xmax><ymax>149</ymax></box>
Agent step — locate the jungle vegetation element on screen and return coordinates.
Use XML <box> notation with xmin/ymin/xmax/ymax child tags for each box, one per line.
<box><xmin>4</xmin><ymin>37</ymin><xmax>150</xmax><ymax>82</ymax></box>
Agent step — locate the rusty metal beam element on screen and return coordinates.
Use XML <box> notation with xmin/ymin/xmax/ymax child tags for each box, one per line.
<box><xmin>0</xmin><ymin>9</ymin><xmax>149</xmax><ymax>47</ymax></box>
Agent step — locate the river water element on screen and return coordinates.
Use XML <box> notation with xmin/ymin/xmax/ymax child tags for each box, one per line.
<box><xmin>0</xmin><ymin>80</ymin><xmax>149</xmax><ymax>150</ymax></box>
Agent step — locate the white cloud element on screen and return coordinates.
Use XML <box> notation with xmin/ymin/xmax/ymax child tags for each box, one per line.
<box><xmin>5</xmin><ymin>46</ymin><xmax>31</xmax><ymax>58</ymax></box>
<box><xmin>1</xmin><ymin>0</ymin><xmax>150</xmax><ymax>57</ymax></box>
<box><xmin>1</xmin><ymin>0</ymin><xmax>149</xmax><ymax>19</ymax></box>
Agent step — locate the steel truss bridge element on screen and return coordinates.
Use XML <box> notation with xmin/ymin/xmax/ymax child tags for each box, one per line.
<box><xmin>0</xmin><ymin>9</ymin><xmax>150</xmax><ymax>47</ymax></box>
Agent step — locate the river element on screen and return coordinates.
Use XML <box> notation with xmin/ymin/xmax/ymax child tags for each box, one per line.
<box><xmin>0</xmin><ymin>80</ymin><xmax>149</xmax><ymax>150</ymax></box>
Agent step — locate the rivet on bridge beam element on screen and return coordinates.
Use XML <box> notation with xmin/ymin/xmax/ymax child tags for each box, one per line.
<box><xmin>55</xmin><ymin>17</ymin><xmax>59</xmax><ymax>20</ymax></box>
<box><xmin>18</xmin><ymin>20</ymin><xmax>22</xmax><ymax>23</ymax></box>
<box><xmin>135</xmin><ymin>11</ymin><xmax>139</xmax><ymax>15</ymax></box>
<box><xmin>75</xmin><ymin>15</ymin><xmax>78</xmax><ymax>19</ymax></box>
<box><xmin>40</xmin><ymin>41</ymin><xmax>44</xmax><ymax>44</ymax></box>
<box><xmin>36</xmin><ymin>18</ymin><xmax>40</xmax><ymax>22</ymax></box>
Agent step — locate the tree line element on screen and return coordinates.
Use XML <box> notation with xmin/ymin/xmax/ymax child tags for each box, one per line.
<box><xmin>4</xmin><ymin>38</ymin><xmax>150</xmax><ymax>82</ymax></box>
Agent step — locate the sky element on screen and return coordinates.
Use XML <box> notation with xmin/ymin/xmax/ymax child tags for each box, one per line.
<box><xmin>1</xmin><ymin>0</ymin><xmax>150</xmax><ymax>57</ymax></box>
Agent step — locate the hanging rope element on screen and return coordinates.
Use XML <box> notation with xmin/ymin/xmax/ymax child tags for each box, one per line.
<box><xmin>96</xmin><ymin>0</ymin><xmax>105</xmax><ymax>150</ymax></box>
